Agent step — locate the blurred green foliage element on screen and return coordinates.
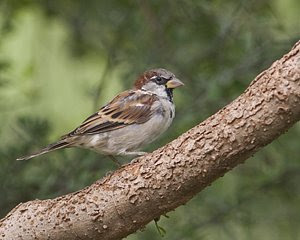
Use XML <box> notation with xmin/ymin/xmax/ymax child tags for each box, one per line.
<box><xmin>0</xmin><ymin>0</ymin><xmax>299</xmax><ymax>239</ymax></box>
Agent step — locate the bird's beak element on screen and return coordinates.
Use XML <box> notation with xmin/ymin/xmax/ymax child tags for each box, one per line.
<box><xmin>166</xmin><ymin>78</ymin><xmax>184</xmax><ymax>89</ymax></box>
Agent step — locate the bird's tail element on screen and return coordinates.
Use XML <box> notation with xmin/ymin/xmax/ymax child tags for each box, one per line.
<box><xmin>16</xmin><ymin>140</ymin><xmax>71</xmax><ymax>161</ymax></box>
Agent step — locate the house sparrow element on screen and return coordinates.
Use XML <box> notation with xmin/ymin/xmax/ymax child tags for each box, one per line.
<box><xmin>17</xmin><ymin>68</ymin><xmax>184</xmax><ymax>161</ymax></box>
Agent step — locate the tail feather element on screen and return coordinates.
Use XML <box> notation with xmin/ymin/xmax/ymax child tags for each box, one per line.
<box><xmin>16</xmin><ymin>141</ymin><xmax>71</xmax><ymax>161</ymax></box>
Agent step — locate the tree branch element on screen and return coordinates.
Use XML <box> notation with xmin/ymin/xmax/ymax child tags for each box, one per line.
<box><xmin>1</xmin><ymin>41</ymin><xmax>300</xmax><ymax>240</ymax></box>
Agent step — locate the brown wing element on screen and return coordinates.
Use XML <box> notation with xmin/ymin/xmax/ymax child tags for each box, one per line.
<box><xmin>63</xmin><ymin>90</ymin><xmax>158</xmax><ymax>137</ymax></box>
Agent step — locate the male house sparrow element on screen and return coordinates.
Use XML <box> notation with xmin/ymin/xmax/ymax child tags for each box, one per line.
<box><xmin>17</xmin><ymin>68</ymin><xmax>184</xmax><ymax>161</ymax></box>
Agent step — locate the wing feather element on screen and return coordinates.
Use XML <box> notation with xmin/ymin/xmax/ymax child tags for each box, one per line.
<box><xmin>62</xmin><ymin>90</ymin><xmax>158</xmax><ymax>138</ymax></box>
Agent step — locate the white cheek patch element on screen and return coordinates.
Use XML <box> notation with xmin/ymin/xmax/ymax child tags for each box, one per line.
<box><xmin>142</xmin><ymin>81</ymin><xmax>168</xmax><ymax>98</ymax></box>
<box><xmin>142</xmin><ymin>82</ymin><xmax>157</xmax><ymax>91</ymax></box>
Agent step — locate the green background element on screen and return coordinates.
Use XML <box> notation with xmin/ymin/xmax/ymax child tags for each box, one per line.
<box><xmin>0</xmin><ymin>1</ymin><xmax>299</xmax><ymax>239</ymax></box>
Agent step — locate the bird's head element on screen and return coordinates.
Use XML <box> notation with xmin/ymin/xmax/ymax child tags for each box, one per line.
<box><xmin>134</xmin><ymin>68</ymin><xmax>184</xmax><ymax>101</ymax></box>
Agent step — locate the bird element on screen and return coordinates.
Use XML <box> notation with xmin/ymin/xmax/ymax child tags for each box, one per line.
<box><xmin>17</xmin><ymin>68</ymin><xmax>184</xmax><ymax>162</ymax></box>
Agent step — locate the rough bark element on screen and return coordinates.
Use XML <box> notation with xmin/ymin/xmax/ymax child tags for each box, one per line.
<box><xmin>1</xmin><ymin>41</ymin><xmax>300</xmax><ymax>240</ymax></box>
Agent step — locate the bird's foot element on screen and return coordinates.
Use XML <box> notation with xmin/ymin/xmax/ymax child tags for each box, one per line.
<box><xmin>108</xmin><ymin>155</ymin><xmax>122</xmax><ymax>167</ymax></box>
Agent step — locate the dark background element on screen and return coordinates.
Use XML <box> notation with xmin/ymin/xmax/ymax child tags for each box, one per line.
<box><xmin>0</xmin><ymin>1</ymin><xmax>299</xmax><ymax>239</ymax></box>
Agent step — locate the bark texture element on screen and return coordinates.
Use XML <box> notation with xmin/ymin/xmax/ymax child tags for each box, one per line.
<box><xmin>1</xmin><ymin>41</ymin><xmax>300</xmax><ymax>240</ymax></box>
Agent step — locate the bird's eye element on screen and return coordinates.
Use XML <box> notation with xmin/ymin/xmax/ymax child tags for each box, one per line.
<box><xmin>156</xmin><ymin>77</ymin><xmax>162</xmax><ymax>83</ymax></box>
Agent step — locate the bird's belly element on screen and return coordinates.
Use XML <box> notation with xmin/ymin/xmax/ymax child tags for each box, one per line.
<box><xmin>77</xmin><ymin>113</ymin><xmax>173</xmax><ymax>155</ymax></box>
<box><xmin>106</xmin><ymin>114</ymin><xmax>172</xmax><ymax>154</ymax></box>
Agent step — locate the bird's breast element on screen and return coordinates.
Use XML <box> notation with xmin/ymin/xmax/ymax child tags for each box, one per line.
<box><xmin>74</xmin><ymin>99</ymin><xmax>175</xmax><ymax>155</ymax></box>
